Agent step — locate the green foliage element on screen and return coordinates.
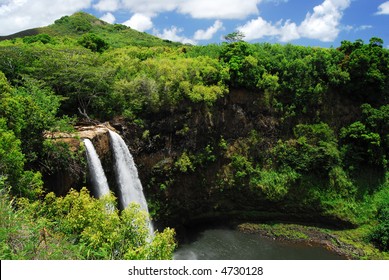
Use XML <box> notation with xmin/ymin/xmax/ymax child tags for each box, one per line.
<box><xmin>338</xmin><ymin>39</ymin><xmax>389</xmax><ymax>104</ymax></box>
<box><xmin>250</xmin><ymin>168</ymin><xmax>299</xmax><ymax>201</ymax></box>
<box><xmin>341</xmin><ymin>121</ymin><xmax>382</xmax><ymax>168</ymax></box>
<box><xmin>49</xmin><ymin>12</ymin><xmax>180</xmax><ymax>48</ymax></box>
<box><xmin>0</xmin><ymin>188</ymin><xmax>44</xmax><ymax>260</ymax></box>
<box><xmin>328</xmin><ymin>166</ymin><xmax>355</xmax><ymax>196</ymax></box>
<box><xmin>54</xmin><ymin>12</ymin><xmax>93</xmax><ymax>33</ymax></box>
<box><xmin>273</xmin><ymin>123</ymin><xmax>341</xmax><ymax>175</ymax></box>
<box><xmin>220</xmin><ymin>41</ymin><xmax>261</xmax><ymax>88</ymax></box>
<box><xmin>0</xmin><ymin>118</ymin><xmax>24</xmax><ymax>187</ymax></box>
<box><xmin>175</xmin><ymin>152</ymin><xmax>195</xmax><ymax>173</ymax></box>
<box><xmin>223</xmin><ymin>31</ymin><xmax>245</xmax><ymax>43</ymax></box>
<box><xmin>341</xmin><ymin>104</ymin><xmax>388</xmax><ymax>171</ymax></box>
<box><xmin>370</xmin><ymin>205</ymin><xmax>389</xmax><ymax>251</ymax></box>
<box><xmin>257</xmin><ymin>72</ymin><xmax>280</xmax><ymax>108</ymax></box>
<box><xmin>2</xmin><ymin>24</ymin><xmax>389</xmax><ymax>256</ymax></box>
<box><xmin>0</xmin><ymin>119</ymin><xmax>43</xmax><ymax>199</ymax></box>
<box><xmin>0</xmin><ymin>78</ymin><xmax>63</xmax><ymax>163</ymax></box>
<box><xmin>0</xmin><ymin>71</ymin><xmax>12</xmax><ymax>93</ymax></box>
<box><xmin>23</xmin><ymin>34</ymin><xmax>56</xmax><ymax>45</ymax></box>
<box><xmin>41</xmin><ymin>139</ymin><xmax>85</xmax><ymax>182</ymax></box>
<box><xmin>78</xmin><ymin>33</ymin><xmax>109</xmax><ymax>53</ymax></box>
<box><xmin>0</xmin><ymin>188</ymin><xmax>176</xmax><ymax>259</ymax></box>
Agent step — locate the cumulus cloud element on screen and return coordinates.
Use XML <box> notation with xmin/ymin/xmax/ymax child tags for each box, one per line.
<box><xmin>0</xmin><ymin>0</ymin><xmax>93</xmax><ymax>35</ymax></box>
<box><xmin>120</xmin><ymin>0</ymin><xmax>262</xmax><ymax>19</ymax></box>
<box><xmin>153</xmin><ymin>26</ymin><xmax>196</xmax><ymax>45</ymax></box>
<box><xmin>178</xmin><ymin>0</ymin><xmax>261</xmax><ymax>19</ymax></box>
<box><xmin>298</xmin><ymin>0</ymin><xmax>351</xmax><ymax>42</ymax></box>
<box><xmin>121</xmin><ymin>0</ymin><xmax>181</xmax><ymax>16</ymax></box>
<box><xmin>278</xmin><ymin>20</ymin><xmax>300</xmax><ymax>42</ymax></box>
<box><xmin>377</xmin><ymin>1</ymin><xmax>389</xmax><ymax>15</ymax></box>
<box><xmin>123</xmin><ymin>13</ymin><xmax>153</xmax><ymax>32</ymax></box>
<box><xmin>237</xmin><ymin>0</ymin><xmax>351</xmax><ymax>43</ymax></box>
<box><xmin>0</xmin><ymin>0</ymin><xmax>354</xmax><ymax>44</ymax></box>
<box><xmin>193</xmin><ymin>20</ymin><xmax>223</xmax><ymax>40</ymax></box>
<box><xmin>93</xmin><ymin>0</ymin><xmax>120</xmax><ymax>12</ymax></box>
<box><xmin>237</xmin><ymin>17</ymin><xmax>300</xmax><ymax>42</ymax></box>
<box><xmin>238</xmin><ymin>17</ymin><xmax>278</xmax><ymax>41</ymax></box>
<box><xmin>100</xmin><ymin>12</ymin><xmax>116</xmax><ymax>24</ymax></box>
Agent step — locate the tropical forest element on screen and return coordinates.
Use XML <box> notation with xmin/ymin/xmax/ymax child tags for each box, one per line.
<box><xmin>0</xmin><ymin>12</ymin><xmax>388</xmax><ymax>260</ymax></box>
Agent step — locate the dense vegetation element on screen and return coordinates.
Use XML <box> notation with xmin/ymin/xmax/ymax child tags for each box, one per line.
<box><xmin>0</xmin><ymin>12</ymin><xmax>388</xmax><ymax>259</ymax></box>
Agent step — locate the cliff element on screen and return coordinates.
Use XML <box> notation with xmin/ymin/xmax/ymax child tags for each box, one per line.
<box><xmin>43</xmin><ymin>123</ymin><xmax>115</xmax><ymax>196</ymax></box>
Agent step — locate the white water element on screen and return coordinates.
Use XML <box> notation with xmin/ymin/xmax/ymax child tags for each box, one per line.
<box><xmin>83</xmin><ymin>138</ymin><xmax>110</xmax><ymax>198</ymax></box>
<box><xmin>109</xmin><ymin>130</ymin><xmax>154</xmax><ymax>235</ymax></box>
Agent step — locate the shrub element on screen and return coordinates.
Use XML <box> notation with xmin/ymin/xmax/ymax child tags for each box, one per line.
<box><xmin>78</xmin><ymin>33</ymin><xmax>109</xmax><ymax>53</ymax></box>
<box><xmin>370</xmin><ymin>206</ymin><xmax>389</xmax><ymax>251</ymax></box>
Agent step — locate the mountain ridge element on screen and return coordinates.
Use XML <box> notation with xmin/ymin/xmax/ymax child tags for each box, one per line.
<box><xmin>0</xmin><ymin>12</ymin><xmax>181</xmax><ymax>48</ymax></box>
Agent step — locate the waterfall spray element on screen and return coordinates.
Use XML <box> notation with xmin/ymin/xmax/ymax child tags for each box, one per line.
<box><xmin>83</xmin><ymin>138</ymin><xmax>110</xmax><ymax>198</ymax></box>
<box><xmin>108</xmin><ymin>130</ymin><xmax>154</xmax><ymax>236</ymax></box>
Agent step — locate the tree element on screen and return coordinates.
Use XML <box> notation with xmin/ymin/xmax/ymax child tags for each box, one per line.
<box><xmin>223</xmin><ymin>31</ymin><xmax>245</xmax><ymax>43</ymax></box>
<box><xmin>0</xmin><ymin>118</ymin><xmax>43</xmax><ymax>199</ymax></box>
<box><xmin>0</xmin><ymin>78</ymin><xmax>62</xmax><ymax>164</ymax></box>
<box><xmin>37</xmin><ymin>189</ymin><xmax>176</xmax><ymax>259</ymax></box>
<box><xmin>0</xmin><ymin>71</ymin><xmax>11</xmax><ymax>94</ymax></box>
<box><xmin>78</xmin><ymin>33</ymin><xmax>109</xmax><ymax>53</ymax></box>
<box><xmin>369</xmin><ymin>37</ymin><xmax>384</xmax><ymax>48</ymax></box>
<box><xmin>23</xmin><ymin>34</ymin><xmax>56</xmax><ymax>45</ymax></box>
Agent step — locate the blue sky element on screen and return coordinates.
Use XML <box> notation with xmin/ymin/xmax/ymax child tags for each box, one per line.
<box><xmin>1</xmin><ymin>0</ymin><xmax>389</xmax><ymax>47</ymax></box>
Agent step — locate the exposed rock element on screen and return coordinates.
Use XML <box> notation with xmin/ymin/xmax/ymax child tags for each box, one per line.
<box><xmin>43</xmin><ymin>122</ymin><xmax>116</xmax><ymax>196</ymax></box>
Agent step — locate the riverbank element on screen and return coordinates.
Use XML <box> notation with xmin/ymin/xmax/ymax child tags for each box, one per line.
<box><xmin>237</xmin><ymin>223</ymin><xmax>389</xmax><ymax>260</ymax></box>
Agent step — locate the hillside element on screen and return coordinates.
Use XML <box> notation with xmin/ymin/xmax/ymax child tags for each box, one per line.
<box><xmin>0</xmin><ymin>12</ymin><xmax>181</xmax><ymax>48</ymax></box>
<box><xmin>0</xmin><ymin>12</ymin><xmax>389</xmax><ymax>260</ymax></box>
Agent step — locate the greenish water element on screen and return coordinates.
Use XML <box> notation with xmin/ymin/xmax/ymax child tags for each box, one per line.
<box><xmin>174</xmin><ymin>228</ymin><xmax>344</xmax><ymax>260</ymax></box>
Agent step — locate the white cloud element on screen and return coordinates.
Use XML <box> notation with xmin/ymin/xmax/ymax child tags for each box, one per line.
<box><xmin>153</xmin><ymin>26</ymin><xmax>196</xmax><ymax>45</ymax></box>
<box><xmin>237</xmin><ymin>17</ymin><xmax>300</xmax><ymax>42</ymax></box>
<box><xmin>278</xmin><ymin>20</ymin><xmax>300</xmax><ymax>42</ymax></box>
<box><xmin>121</xmin><ymin>0</ymin><xmax>181</xmax><ymax>16</ymax></box>
<box><xmin>238</xmin><ymin>17</ymin><xmax>278</xmax><ymax>41</ymax></box>
<box><xmin>120</xmin><ymin>0</ymin><xmax>262</xmax><ymax>19</ymax></box>
<box><xmin>298</xmin><ymin>0</ymin><xmax>351</xmax><ymax>42</ymax></box>
<box><xmin>178</xmin><ymin>0</ymin><xmax>261</xmax><ymax>19</ymax></box>
<box><xmin>0</xmin><ymin>0</ymin><xmax>93</xmax><ymax>35</ymax></box>
<box><xmin>100</xmin><ymin>12</ymin><xmax>116</xmax><ymax>24</ymax></box>
<box><xmin>237</xmin><ymin>0</ymin><xmax>351</xmax><ymax>43</ymax></box>
<box><xmin>342</xmin><ymin>25</ymin><xmax>353</xmax><ymax>32</ymax></box>
<box><xmin>123</xmin><ymin>13</ymin><xmax>153</xmax><ymax>32</ymax></box>
<box><xmin>377</xmin><ymin>1</ymin><xmax>389</xmax><ymax>15</ymax></box>
<box><xmin>93</xmin><ymin>0</ymin><xmax>120</xmax><ymax>12</ymax></box>
<box><xmin>355</xmin><ymin>25</ymin><xmax>373</xmax><ymax>31</ymax></box>
<box><xmin>264</xmin><ymin>0</ymin><xmax>289</xmax><ymax>5</ymax></box>
<box><xmin>193</xmin><ymin>20</ymin><xmax>223</xmax><ymax>40</ymax></box>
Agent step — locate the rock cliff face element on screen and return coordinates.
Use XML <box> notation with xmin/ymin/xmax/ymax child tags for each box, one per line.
<box><xmin>43</xmin><ymin>88</ymin><xmax>357</xmax><ymax>228</ymax></box>
<box><xmin>43</xmin><ymin>123</ymin><xmax>115</xmax><ymax>196</ymax></box>
<box><xmin>117</xmin><ymin>89</ymin><xmax>282</xmax><ymax>227</ymax></box>
<box><xmin>117</xmin><ymin>88</ymin><xmax>356</xmax><ymax>229</ymax></box>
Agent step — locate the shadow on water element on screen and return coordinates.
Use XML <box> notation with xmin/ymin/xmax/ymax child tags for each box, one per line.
<box><xmin>174</xmin><ymin>226</ymin><xmax>345</xmax><ymax>260</ymax></box>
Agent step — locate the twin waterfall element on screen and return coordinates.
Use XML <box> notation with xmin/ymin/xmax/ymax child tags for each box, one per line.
<box><xmin>83</xmin><ymin>130</ymin><xmax>154</xmax><ymax>235</ymax></box>
<box><xmin>83</xmin><ymin>138</ymin><xmax>110</xmax><ymax>198</ymax></box>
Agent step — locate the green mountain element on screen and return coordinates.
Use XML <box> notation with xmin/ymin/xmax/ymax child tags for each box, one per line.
<box><xmin>0</xmin><ymin>12</ymin><xmax>181</xmax><ymax>48</ymax></box>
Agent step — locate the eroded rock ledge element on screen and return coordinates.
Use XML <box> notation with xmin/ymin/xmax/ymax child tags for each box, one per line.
<box><xmin>43</xmin><ymin>122</ymin><xmax>116</xmax><ymax>195</ymax></box>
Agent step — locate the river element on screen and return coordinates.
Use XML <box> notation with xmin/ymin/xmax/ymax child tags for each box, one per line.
<box><xmin>174</xmin><ymin>228</ymin><xmax>344</xmax><ymax>260</ymax></box>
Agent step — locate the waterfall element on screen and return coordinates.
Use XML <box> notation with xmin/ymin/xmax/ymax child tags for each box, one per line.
<box><xmin>83</xmin><ymin>138</ymin><xmax>110</xmax><ymax>198</ymax></box>
<box><xmin>108</xmin><ymin>130</ymin><xmax>154</xmax><ymax>235</ymax></box>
